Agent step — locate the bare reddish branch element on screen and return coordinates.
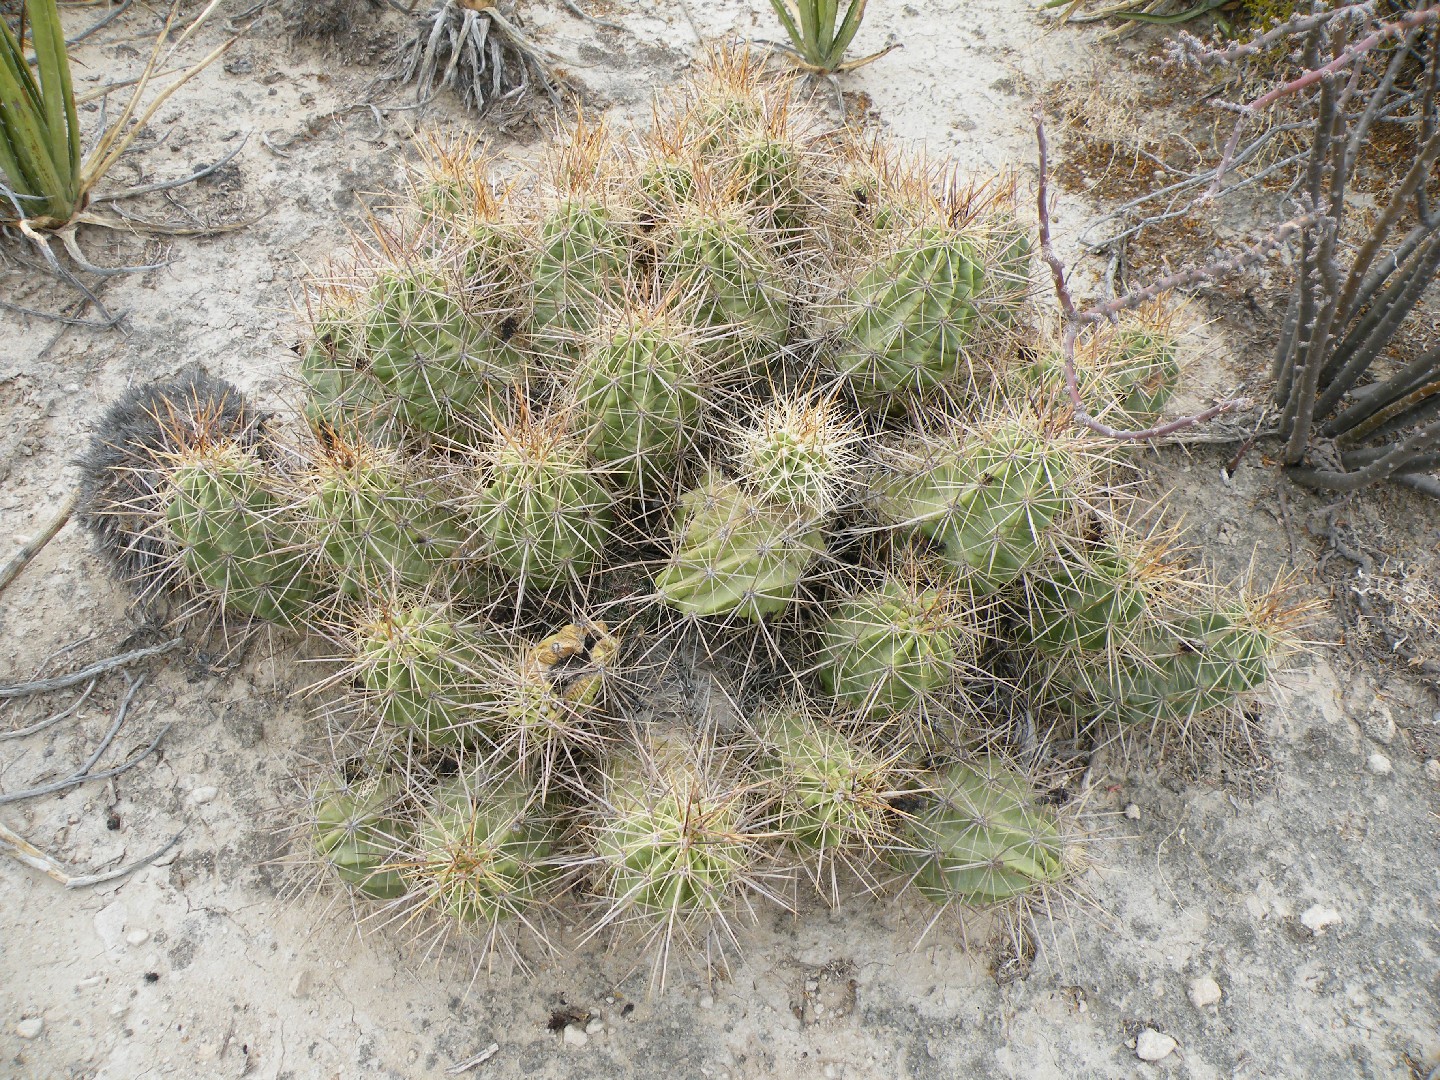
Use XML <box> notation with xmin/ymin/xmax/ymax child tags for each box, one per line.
<box><xmin>1033</xmin><ymin>107</ymin><xmax>1079</xmax><ymax>323</ymax></box>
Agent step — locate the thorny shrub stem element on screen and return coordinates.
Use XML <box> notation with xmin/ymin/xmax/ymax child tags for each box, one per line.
<box><xmin>1032</xmin><ymin>107</ymin><xmax>1305</xmax><ymax>442</ymax></box>
<box><xmin>1198</xmin><ymin>3</ymin><xmax>1440</xmax><ymax>199</ymax></box>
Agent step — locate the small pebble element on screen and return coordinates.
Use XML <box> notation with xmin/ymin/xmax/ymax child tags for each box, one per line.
<box><xmin>77</xmin><ymin>977</ymin><xmax>101</xmax><ymax>990</ymax></box>
<box><xmin>1366</xmin><ymin>753</ymin><xmax>1392</xmax><ymax>776</ymax></box>
<box><xmin>289</xmin><ymin>971</ymin><xmax>311</xmax><ymax>1000</ymax></box>
<box><xmin>15</xmin><ymin>1017</ymin><xmax>43</xmax><ymax>1040</ymax></box>
<box><xmin>1188</xmin><ymin>976</ymin><xmax>1223</xmax><ymax>1008</ymax></box>
<box><xmin>562</xmin><ymin>1025</ymin><xmax>588</xmax><ymax>1048</ymax></box>
<box><xmin>1135</xmin><ymin>1028</ymin><xmax>1176</xmax><ymax>1062</ymax></box>
<box><xmin>94</xmin><ymin>901</ymin><xmax>128</xmax><ymax>952</ymax></box>
<box><xmin>125</xmin><ymin>929</ymin><xmax>150</xmax><ymax>947</ymax></box>
<box><xmin>1124</xmin><ymin>803</ymin><xmax>1141</xmax><ymax>821</ymax></box>
<box><xmin>1300</xmin><ymin>904</ymin><xmax>1342</xmax><ymax>935</ymax></box>
<box><xmin>585</xmin><ymin>1018</ymin><xmax>604</xmax><ymax>1036</ymax></box>
<box><xmin>698</xmin><ymin>993</ymin><xmax>714</xmax><ymax>1009</ymax></box>
<box><xmin>190</xmin><ymin>786</ymin><xmax>219</xmax><ymax>805</ymax></box>
<box><xmin>1424</xmin><ymin>759</ymin><xmax>1440</xmax><ymax>784</ymax></box>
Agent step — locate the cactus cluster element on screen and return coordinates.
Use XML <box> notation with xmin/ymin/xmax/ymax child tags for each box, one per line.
<box><xmin>78</xmin><ymin>51</ymin><xmax>1298</xmax><ymax>983</ymax></box>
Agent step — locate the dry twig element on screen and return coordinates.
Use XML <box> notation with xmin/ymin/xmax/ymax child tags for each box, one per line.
<box><xmin>0</xmin><ymin>821</ymin><xmax>182</xmax><ymax>888</ymax></box>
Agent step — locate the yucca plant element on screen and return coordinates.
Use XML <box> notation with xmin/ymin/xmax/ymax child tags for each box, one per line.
<box><xmin>0</xmin><ymin>0</ymin><xmax>80</xmax><ymax>227</ymax></box>
<box><xmin>766</xmin><ymin>0</ymin><xmax>897</xmax><ymax>75</ymax></box>
<box><xmin>0</xmin><ymin>0</ymin><xmax>231</xmax><ymax>262</ymax></box>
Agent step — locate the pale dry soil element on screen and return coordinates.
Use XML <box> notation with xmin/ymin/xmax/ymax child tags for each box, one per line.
<box><xmin>1</xmin><ymin>1</ymin><xmax>1438</xmax><ymax>1078</ymax></box>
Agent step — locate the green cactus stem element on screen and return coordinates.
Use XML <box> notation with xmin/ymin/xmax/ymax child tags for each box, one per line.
<box><xmin>532</xmin><ymin>198</ymin><xmax>632</xmax><ymax>346</ymax></box>
<box><xmin>470</xmin><ymin>422</ymin><xmax>615</xmax><ymax>590</ymax></box>
<box><xmin>879</xmin><ymin>424</ymin><xmax>1079</xmax><ymax>593</ymax></box>
<box><xmin>892</xmin><ymin>758</ymin><xmax>1066</xmax><ymax>905</ymax></box>
<box><xmin>409</xmin><ymin>772</ymin><xmax>560</xmax><ymax>927</ymax></box>
<box><xmin>312</xmin><ymin>774</ymin><xmax>410</xmax><ymax>900</ymax></box>
<box><xmin>365</xmin><ymin>267</ymin><xmax>521</xmax><ymax>437</ymax></box>
<box><xmin>163</xmin><ymin>442</ymin><xmax>324</xmax><ymax>626</ymax></box>
<box><xmin>308</xmin><ymin>442</ymin><xmax>464</xmax><ymax>595</ymax></box>
<box><xmin>828</xmin><ymin>225</ymin><xmax>983</xmax><ymax>406</ymax></box>
<box><xmin>814</xmin><ymin>576</ymin><xmax>970</xmax><ymax>716</ymax></box>
<box><xmin>592</xmin><ymin>739</ymin><xmax>753</xmax><ymax>923</ymax></box>
<box><xmin>353</xmin><ymin>599</ymin><xmax>492</xmax><ymax>746</ymax></box>
<box><xmin>757</xmin><ymin>705</ymin><xmax>895</xmax><ymax>857</ymax></box>
<box><xmin>656</xmin><ymin>473</ymin><xmax>824</xmax><ymax>621</ymax></box>
<box><xmin>572</xmin><ymin>319</ymin><xmax>705</xmax><ymax>497</ymax></box>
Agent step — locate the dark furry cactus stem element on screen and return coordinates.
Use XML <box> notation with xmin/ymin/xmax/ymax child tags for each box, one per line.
<box><xmin>77</xmin><ymin>367</ymin><xmax>262</xmax><ymax>589</ymax></box>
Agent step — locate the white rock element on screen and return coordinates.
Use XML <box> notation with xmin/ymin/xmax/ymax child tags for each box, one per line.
<box><xmin>1300</xmin><ymin>904</ymin><xmax>1342</xmax><ymax>935</ymax></box>
<box><xmin>1188</xmin><ymin>976</ymin><xmax>1222</xmax><ymax>1008</ymax></box>
<box><xmin>585</xmin><ymin>1017</ymin><xmax>604</xmax><ymax>1036</ymax></box>
<box><xmin>562</xmin><ymin>1025</ymin><xmax>588</xmax><ymax>1048</ymax></box>
<box><xmin>1366</xmin><ymin>753</ymin><xmax>1392</xmax><ymax>776</ymax></box>
<box><xmin>190</xmin><ymin>786</ymin><xmax>219</xmax><ymax>805</ymax></box>
<box><xmin>698</xmin><ymin>993</ymin><xmax>714</xmax><ymax>1009</ymax></box>
<box><xmin>1362</xmin><ymin>709</ymin><xmax>1396</xmax><ymax>743</ymax></box>
<box><xmin>15</xmin><ymin>1017</ymin><xmax>43</xmax><ymax>1039</ymax></box>
<box><xmin>1424</xmin><ymin>759</ymin><xmax>1440</xmax><ymax>784</ymax></box>
<box><xmin>94</xmin><ymin>901</ymin><xmax>128</xmax><ymax>951</ymax></box>
<box><xmin>125</xmin><ymin>929</ymin><xmax>150</xmax><ymax>947</ymax></box>
<box><xmin>1124</xmin><ymin>803</ymin><xmax>1141</xmax><ymax>821</ymax></box>
<box><xmin>1135</xmin><ymin>1029</ymin><xmax>1176</xmax><ymax>1062</ymax></box>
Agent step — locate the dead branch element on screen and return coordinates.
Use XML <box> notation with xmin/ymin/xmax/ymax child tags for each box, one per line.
<box><xmin>0</xmin><ymin>679</ymin><xmax>98</xmax><ymax>741</ymax></box>
<box><xmin>0</xmin><ymin>490</ymin><xmax>79</xmax><ymax>598</ymax></box>
<box><xmin>0</xmin><ymin>638</ymin><xmax>183</xmax><ymax>700</ymax></box>
<box><xmin>1034</xmin><ymin>108</ymin><xmax>1260</xmax><ymax>442</ymax></box>
<box><xmin>0</xmin><ymin>676</ymin><xmax>170</xmax><ymax>805</ymax></box>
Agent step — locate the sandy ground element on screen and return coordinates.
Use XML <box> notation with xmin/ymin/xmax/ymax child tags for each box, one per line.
<box><xmin>2</xmin><ymin>1</ymin><xmax>1438</xmax><ymax>1077</ymax></box>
